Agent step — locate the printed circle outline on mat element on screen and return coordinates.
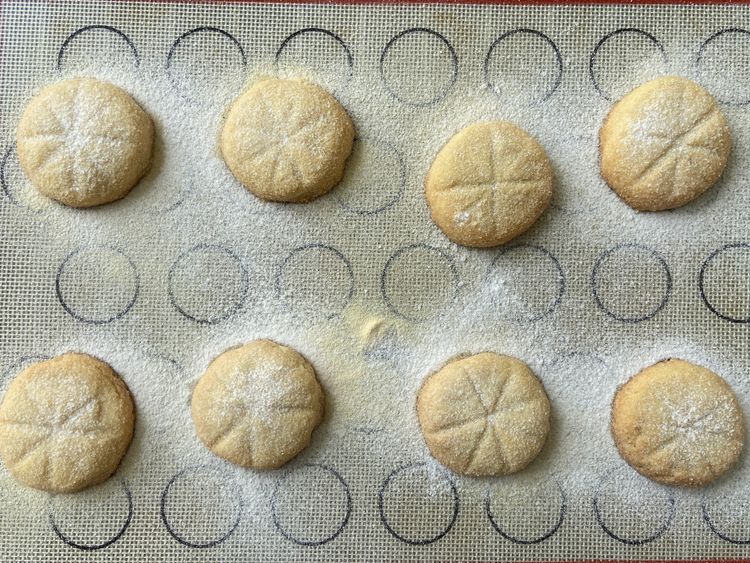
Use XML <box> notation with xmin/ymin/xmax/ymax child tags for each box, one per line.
<box><xmin>276</xmin><ymin>28</ymin><xmax>353</xmax><ymax>88</ymax></box>
<box><xmin>166</xmin><ymin>26</ymin><xmax>247</xmax><ymax>104</ymax></box>
<box><xmin>381</xmin><ymin>244</ymin><xmax>459</xmax><ymax>322</ymax></box>
<box><xmin>591</xmin><ymin>243</ymin><xmax>672</xmax><ymax>323</ymax></box>
<box><xmin>589</xmin><ymin>28</ymin><xmax>668</xmax><ymax>101</ymax></box>
<box><xmin>699</xmin><ymin>243</ymin><xmax>750</xmax><ymax>324</ymax></box>
<box><xmin>485</xmin><ymin>479</ymin><xmax>566</xmax><ymax>544</ymax></box>
<box><xmin>697</xmin><ymin>28</ymin><xmax>750</xmax><ymax>106</ymax></box>
<box><xmin>0</xmin><ymin>355</ymin><xmax>51</xmax><ymax>389</ymax></box>
<box><xmin>380</xmin><ymin>28</ymin><xmax>458</xmax><ymax>106</ymax></box>
<box><xmin>168</xmin><ymin>243</ymin><xmax>249</xmax><ymax>325</ymax></box>
<box><xmin>49</xmin><ymin>479</ymin><xmax>133</xmax><ymax>551</ymax></box>
<box><xmin>271</xmin><ymin>463</ymin><xmax>352</xmax><ymax>546</ymax></box>
<box><xmin>275</xmin><ymin>243</ymin><xmax>355</xmax><ymax>320</ymax></box>
<box><xmin>486</xmin><ymin>244</ymin><xmax>565</xmax><ymax>322</ymax></box>
<box><xmin>160</xmin><ymin>466</ymin><xmax>243</xmax><ymax>549</ymax></box>
<box><xmin>56</xmin><ymin>246</ymin><xmax>140</xmax><ymax>325</ymax></box>
<box><xmin>57</xmin><ymin>25</ymin><xmax>139</xmax><ymax>71</ymax></box>
<box><xmin>593</xmin><ymin>468</ymin><xmax>675</xmax><ymax>545</ymax></box>
<box><xmin>484</xmin><ymin>28</ymin><xmax>563</xmax><ymax>103</ymax></box>
<box><xmin>336</xmin><ymin>137</ymin><xmax>406</xmax><ymax>216</ymax></box>
<box><xmin>378</xmin><ymin>463</ymin><xmax>459</xmax><ymax>545</ymax></box>
<box><xmin>702</xmin><ymin>492</ymin><xmax>750</xmax><ymax>544</ymax></box>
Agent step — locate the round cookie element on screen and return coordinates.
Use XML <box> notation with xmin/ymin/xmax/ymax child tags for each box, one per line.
<box><xmin>16</xmin><ymin>77</ymin><xmax>154</xmax><ymax>207</ymax></box>
<box><xmin>220</xmin><ymin>78</ymin><xmax>355</xmax><ymax>203</ymax></box>
<box><xmin>0</xmin><ymin>353</ymin><xmax>135</xmax><ymax>493</ymax></box>
<box><xmin>600</xmin><ymin>76</ymin><xmax>731</xmax><ymax>211</ymax></box>
<box><xmin>425</xmin><ymin>121</ymin><xmax>553</xmax><ymax>248</ymax></box>
<box><xmin>191</xmin><ymin>339</ymin><xmax>325</xmax><ymax>469</ymax></box>
<box><xmin>417</xmin><ymin>352</ymin><xmax>551</xmax><ymax>476</ymax></box>
<box><xmin>611</xmin><ymin>358</ymin><xmax>745</xmax><ymax>487</ymax></box>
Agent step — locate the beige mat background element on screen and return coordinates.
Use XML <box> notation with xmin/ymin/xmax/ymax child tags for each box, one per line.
<box><xmin>1</xmin><ymin>0</ymin><xmax>750</xmax><ymax>560</ymax></box>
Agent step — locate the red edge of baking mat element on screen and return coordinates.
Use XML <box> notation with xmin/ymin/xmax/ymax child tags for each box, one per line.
<box><xmin>62</xmin><ymin>0</ymin><xmax>750</xmax><ymax>5</ymax></box>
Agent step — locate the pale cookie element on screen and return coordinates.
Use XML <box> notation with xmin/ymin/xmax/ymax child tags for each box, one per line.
<box><xmin>611</xmin><ymin>358</ymin><xmax>745</xmax><ymax>487</ymax></box>
<box><xmin>16</xmin><ymin>77</ymin><xmax>154</xmax><ymax>207</ymax></box>
<box><xmin>600</xmin><ymin>76</ymin><xmax>731</xmax><ymax>211</ymax></box>
<box><xmin>192</xmin><ymin>339</ymin><xmax>325</xmax><ymax>469</ymax></box>
<box><xmin>425</xmin><ymin>121</ymin><xmax>553</xmax><ymax>248</ymax></box>
<box><xmin>0</xmin><ymin>353</ymin><xmax>135</xmax><ymax>493</ymax></box>
<box><xmin>417</xmin><ymin>352</ymin><xmax>551</xmax><ymax>476</ymax></box>
<box><xmin>220</xmin><ymin>78</ymin><xmax>355</xmax><ymax>203</ymax></box>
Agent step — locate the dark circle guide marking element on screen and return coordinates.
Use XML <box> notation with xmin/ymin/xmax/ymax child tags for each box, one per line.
<box><xmin>57</xmin><ymin>25</ymin><xmax>140</xmax><ymax>71</ymax></box>
<box><xmin>379</xmin><ymin>28</ymin><xmax>458</xmax><ymax>106</ymax></box>
<box><xmin>702</xmin><ymin>495</ymin><xmax>750</xmax><ymax>544</ymax></box>
<box><xmin>589</xmin><ymin>28</ymin><xmax>667</xmax><ymax>101</ymax></box>
<box><xmin>591</xmin><ymin>243</ymin><xmax>672</xmax><ymax>323</ymax></box>
<box><xmin>56</xmin><ymin>246</ymin><xmax>140</xmax><ymax>325</ymax></box>
<box><xmin>270</xmin><ymin>463</ymin><xmax>352</xmax><ymax>546</ymax></box>
<box><xmin>275</xmin><ymin>243</ymin><xmax>355</xmax><ymax>319</ymax></box>
<box><xmin>381</xmin><ymin>243</ymin><xmax>459</xmax><ymax>322</ymax></box>
<box><xmin>487</xmin><ymin>243</ymin><xmax>565</xmax><ymax>322</ymax></box>
<box><xmin>160</xmin><ymin>466</ymin><xmax>243</xmax><ymax>549</ymax></box>
<box><xmin>275</xmin><ymin>27</ymin><xmax>353</xmax><ymax>83</ymax></box>
<box><xmin>168</xmin><ymin>243</ymin><xmax>250</xmax><ymax>325</ymax></box>
<box><xmin>166</xmin><ymin>27</ymin><xmax>247</xmax><ymax>102</ymax></box>
<box><xmin>484</xmin><ymin>28</ymin><xmax>563</xmax><ymax>103</ymax></box>
<box><xmin>1</xmin><ymin>146</ymin><xmax>18</xmax><ymax>205</ymax></box>
<box><xmin>484</xmin><ymin>480</ymin><xmax>566</xmax><ymax>544</ymax></box>
<box><xmin>378</xmin><ymin>462</ymin><xmax>459</xmax><ymax>545</ymax></box>
<box><xmin>336</xmin><ymin>137</ymin><xmax>406</xmax><ymax>216</ymax></box>
<box><xmin>49</xmin><ymin>480</ymin><xmax>133</xmax><ymax>551</ymax></box>
<box><xmin>1</xmin><ymin>354</ymin><xmax>51</xmax><ymax>387</ymax></box>
<box><xmin>593</xmin><ymin>472</ymin><xmax>675</xmax><ymax>545</ymax></box>
<box><xmin>697</xmin><ymin>28</ymin><xmax>750</xmax><ymax>106</ymax></box>
<box><xmin>699</xmin><ymin>242</ymin><xmax>750</xmax><ymax>323</ymax></box>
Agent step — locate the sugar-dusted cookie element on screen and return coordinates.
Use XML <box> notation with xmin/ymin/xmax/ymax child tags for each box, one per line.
<box><xmin>220</xmin><ymin>78</ymin><xmax>355</xmax><ymax>202</ymax></box>
<box><xmin>17</xmin><ymin>78</ymin><xmax>154</xmax><ymax>207</ymax></box>
<box><xmin>0</xmin><ymin>353</ymin><xmax>135</xmax><ymax>493</ymax></box>
<box><xmin>600</xmin><ymin>76</ymin><xmax>731</xmax><ymax>211</ymax></box>
<box><xmin>417</xmin><ymin>352</ymin><xmax>551</xmax><ymax>476</ymax></box>
<box><xmin>192</xmin><ymin>339</ymin><xmax>325</xmax><ymax>469</ymax></box>
<box><xmin>425</xmin><ymin>121</ymin><xmax>553</xmax><ymax>248</ymax></box>
<box><xmin>611</xmin><ymin>358</ymin><xmax>744</xmax><ymax>487</ymax></box>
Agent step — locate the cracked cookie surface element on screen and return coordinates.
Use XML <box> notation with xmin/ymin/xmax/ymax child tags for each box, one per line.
<box><xmin>220</xmin><ymin>78</ymin><xmax>354</xmax><ymax>203</ymax></box>
<box><xmin>417</xmin><ymin>352</ymin><xmax>551</xmax><ymax>476</ymax></box>
<box><xmin>599</xmin><ymin>75</ymin><xmax>731</xmax><ymax>211</ymax></box>
<box><xmin>611</xmin><ymin>358</ymin><xmax>745</xmax><ymax>487</ymax></box>
<box><xmin>424</xmin><ymin>121</ymin><xmax>553</xmax><ymax>248</ymax></box>
<box><xmin>191</xmin><ymin>339</ymin><xmax>325</xmax><ymax>470</ymax></box>
<box><xmin>16</xmin><ymin>77</ymin><xmax>154</xmax><ymax>207</ymax></box>
<box><xmin>0</xmin><ymin>353</ymin><xmax>135</xmax><ymax>493</ymax></box>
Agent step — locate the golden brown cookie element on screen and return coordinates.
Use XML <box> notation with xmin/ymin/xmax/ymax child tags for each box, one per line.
<box><xmin>600</xmin><ymin>76</ymin><xmax>731</xmax><ymax>211</ymax></box>
<box><xmin>425</xmin><ymin>121</ymin><xmax>553</xmax><ymax>248</ymax></box>
<box><xmin>417</xmin><ymin>352</ymin><xmax>551</xmax><ymax>476</ymax></box>
<box><xmin>191</xmin><ymin>339</ymin><xmax>325</xmax><ymax>469</ymax></box>
<box><xmin>16</xmin><ymin>77</ymin><xmax>154</xmax><ymax>207</ymax></box>
<box><xmin>611</xmin><ymin>358</ymin><xmax>745</xmax><ymax>487</ymax></box>
<box><xmin>0</xmin><ymin>353</ymin><xmax>135</xmax><ymax>493</ymax></box>
<box><xmin>220</xmin><ymin>78</ymin><xmax>355</xmax><ymax>202</ymax></box>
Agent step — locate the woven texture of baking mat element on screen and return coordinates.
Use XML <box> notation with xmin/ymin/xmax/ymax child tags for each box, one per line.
<box><xmin>1</xmin><ymin>0</ymin><xmax>750</xmax><ymax>561</ymax></box>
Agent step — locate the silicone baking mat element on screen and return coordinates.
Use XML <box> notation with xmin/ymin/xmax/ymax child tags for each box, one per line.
<box><xmin>1</xmin><ymin>0</ymin><xmax>750</xmax><ymax>561</ymax></box>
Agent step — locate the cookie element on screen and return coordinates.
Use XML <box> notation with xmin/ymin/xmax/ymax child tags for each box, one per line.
<box><xmin>0</xmin><ymin>353</ymin><xmax>135</xmax><ymax>493</ymax></box>
<box><xmin>417</xmin><ymin>352</ymin><xmax>551</xmax><ymax>476</ymax></box>
<box><xmin>425</xmin><ymin>121</ymin><xmax>553</xmax><ymax>248</ymax></box>
<box><xmin>611</xmin><ymin>358</ymin><xmax>745</xmax><ymax>487</ymax></box>
<box><xmin>16</xmin><ymin>77</ymin><xmax>154</xmax><ymax>207</ymax></box>
<box><xmin>191</xmin><ymin>339</ymin><xmax>325</xmax><ymax>469</ymax></box>
<box><xmin>220</xmin><ymin>78</ymin><xmax>355</xmax><ymax>203</ymax></box>
<box><xmin>599</xmin><ymin>76</ymin><xmax>731</xmax><ymax>211</ymax></box>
